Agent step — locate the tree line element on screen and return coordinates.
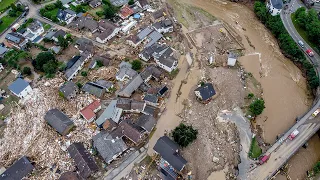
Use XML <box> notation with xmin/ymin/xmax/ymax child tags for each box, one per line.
<box><xmin>254</xmin><ymin>1</ymin><xmax>319</xmax><ymax>90</ymax></box>
<box><xmin>294</xmin><ymin>7</ymin><xmax>320</xmax><ymax>49</ymax></box>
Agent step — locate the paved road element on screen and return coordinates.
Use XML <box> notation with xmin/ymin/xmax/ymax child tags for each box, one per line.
<box><xmin>0</xmin><ymin>0</ymin><xmax>109</xmax><ymax>49</ymax></box>
<box><xmin>248</xmin><ymin>1</ymin><xmax>320</xmax><ymax>179</ymax></box>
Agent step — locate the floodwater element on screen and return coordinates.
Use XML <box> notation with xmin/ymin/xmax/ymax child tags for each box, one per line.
<box><xmin>180</xmin><ymin>0</ymin><xmax>311</xmax><ymax>144</ymax></box>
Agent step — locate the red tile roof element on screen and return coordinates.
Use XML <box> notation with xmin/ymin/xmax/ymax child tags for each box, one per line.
<box><xmin>119</xmin><ymin>5</ymin><xmax>134</xmax><ymax>19</ymax></box>
<box><xmin>80</xmin><ymin>100</ymin><xmax>101</xmax><ymax>121</ymax></box>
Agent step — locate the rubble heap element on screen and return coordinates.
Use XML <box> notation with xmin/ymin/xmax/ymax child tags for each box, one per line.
<box><xmin>0</xmin><ymin>77</ymin><xmax>96</xmax><ymax>180</ymax></box>
<box><xmin>88</xmin><ymin>66</ymin><xmax>118</xmax><ymax>82</ymax></box>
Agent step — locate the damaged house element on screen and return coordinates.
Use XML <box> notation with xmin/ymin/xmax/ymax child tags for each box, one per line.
<box><xmin>96</xmin><ymin>20</ymin><xmax>120</xmax><ymax>43</ymax></box>
<box><xmin>96</xmin><ymin>100</ymin><xmax>123</xmax><ymax>127</ymax></box>
<box><xmin>0</xmin><ymin>156</ymin><xmax>34</xmax><ymax>180</ymax></box>
<box><xmin>116</xmin><ymin>61</ymin><xmax>137</xmax><ymax>82</ymax></box>
<box><xmin>44</xmin><ymin>108</ymin><xmax>74</xmax><ymax>136</ymax></box>
<box><xmin>80</xmin><ymin>100</ymin><xmax>101</xmax><ymax>122</ymax></box>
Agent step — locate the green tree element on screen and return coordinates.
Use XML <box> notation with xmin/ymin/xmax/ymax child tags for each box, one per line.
<box><xmin>77</xmin><ymin>82</ymin><xmax>83</xmax><ymax>88</ymax></box>
<box><xmin>22</xmin><ymin>67</ymin><xmax>32</xmax><ymax>75</ymax></box>
<box><xmin>75</xmin><ymin>5</ymin><xmax>85</xmax><ymax>13</ymax></box>
<box><xmin>58</xmin><ymin>36</ymin><xmax>69</xmax><ymax>49</ymax></box>
<box><xmin>10</xmin><ymin>3</ymin><xmax>17</xmax><ymax>11</ymax></box>
<box><xmin>55</xmin><ymin>0</ymin><xmax>63</xmax><ymax>9</ymax></box>
<box><xmin>43</xmin><ymin>60</ymin><xmax>58</xmax><ymax>75</ymax></box>
<box><xmin>128</xmin><ymin>0</ymin><xmax>134</xmax><ymax>5</ymax></box>
<box><xmin>8</xmin><ymin>10</ymin><xmax>17</xmax><ymax>17</ymax></box>
<box><xmin>131</xmin><ymin>60</ymin><xmax>142</xmax><ymax>71</ymax></box>
<box><xmin>96</xmin><ymin>60</ymin><xmax>103</xmax><ymax>67</ymax></box>
<box><xmin>81</xmin><ymin>71</ymin><xmax>87</xmax><ymax>76</ymax></box>
<box><xmin>249</xmin><ymin>99</ymin><xmax>265</xmax><ymax>116</ymax></box>
<box><xmin>103</xmin><ymin>4</ymin><xmax>117</xmax><ymax>19</ymax></box>
<box><xmin>172</xmin><ymin>123</ymin><xmax>198</xmax><ymax>148</ymax></box>
<box><xmin>35</xmin><ymin>51</ymin><xmax>56</xmax><ymax>71</ymax></box>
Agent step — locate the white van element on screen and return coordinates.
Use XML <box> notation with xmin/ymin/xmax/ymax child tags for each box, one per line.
<box><xmin>298</xmin><ymin>40</ymin><xmax>305</xmax><ymax>48</ymax></box>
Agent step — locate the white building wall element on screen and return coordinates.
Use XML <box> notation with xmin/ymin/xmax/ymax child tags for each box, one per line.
<box><xmin>267</xmin><ymin>2</ymin><xmax>282</xmax><ymax>16</ymax></box>
<box><xmin>17</xmin><ymin>85</ymin><xmax>32</xmax><ymax>98</ymax></box>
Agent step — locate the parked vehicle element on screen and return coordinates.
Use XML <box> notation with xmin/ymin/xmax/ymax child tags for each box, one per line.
<box><xmin>11</xmin><ymin>23</ymin><xmax>20</xmax><ymax>32</ymax></box>
<box><xmin>259</xmin><ymin>154</ymin><xmax>271</xmax><ymax>165</ymax></box>
<box><xmin>312</xmin><ymin>109</ymin><xmax>320</xmax><ymax>117</ymax></box>
<box><xmin>306</xmin><ymin>49</ymin><xmax>314</xmax><ymax>57</ymax></box>
<box><xmin>288</xmin><ymin>129</ymin><xmax>299</xmax><ymax>140</ymax></box>
<box><xmin>298</xmin><ymin>40</ymin><xmax>304</xmax><ymax>48</ymax></box>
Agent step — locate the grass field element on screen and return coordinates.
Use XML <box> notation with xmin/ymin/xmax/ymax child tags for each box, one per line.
<box><xmin>0</xmin><ymin>0</ymin><xmax>16</xmax><ymax>13</ymax></box>
<box><xmin>47</xmin><ymin>8</ymin><xmax>59</xmax><ymax>18</ymax></box>
<box><xmin>0</xmin><ymin>14</ymin><xmax>19</xmax><ymax>34</ymax></box>
<box><xmin>291</xmin><ymin>13</ymin><xmax>319</xmax><ymax>52</ymax></box>
<box><xmin>43</xmin><ymin>23</ymin><xmax>51</xmax><ymax>31</ymax></box>
<box><xmin>248</xmin><ymin>137</ymin><xmax>262</xmax><ymax>159</ymax></box>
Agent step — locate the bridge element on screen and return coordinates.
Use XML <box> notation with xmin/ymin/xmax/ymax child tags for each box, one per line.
<box><xmin>248</xmin><ymin>0</ymin><xmax>320</xmax><ymax>179</ymax></box>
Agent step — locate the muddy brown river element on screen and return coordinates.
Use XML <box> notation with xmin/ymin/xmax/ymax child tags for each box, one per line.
<box><xmin>178</xmin><ymin>0</ymin><xmax>320</xmax><ymax>178</ymax></box>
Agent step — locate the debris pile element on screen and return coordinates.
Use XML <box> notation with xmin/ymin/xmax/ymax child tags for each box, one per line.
<box><xmin>0</xmin><ymin>77</ymin><xmax>96</xmax><ymax>180</ymax></box>
<box><xmin>88</xmin><ymin>66</ymin><xmax>118</xmax><ymax>82</ymax></box>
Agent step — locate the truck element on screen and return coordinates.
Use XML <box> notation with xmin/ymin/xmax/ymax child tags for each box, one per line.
<box><xmin>259</xmin><ymin>154</ymin><xmax>271</xmax><ymax>165</ymax></box>
<box><xmin>288</xmin><ymin>129</ymin><xmax>299</xmax><ymax>140</ymax></box>
<box><xmin>11</xmin><ymin>23</ymin><xmax>20</xmax><ymax>32</ymax></box>
<box><xmin>306</xmin><ymin>49</ymin><xmax>314</xmax><ymax>57</ymax></box>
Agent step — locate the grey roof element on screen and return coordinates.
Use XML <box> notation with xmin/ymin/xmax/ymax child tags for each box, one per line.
<box><xmin>116</xmin><ymin>98</ymin><xmax>132</xmax><ymax>110</ymax></box>
<box><xmin>119</xmin><ymin>61</ymin><xmax>132</xmax><ymax>69</ymax></box>
<box><xmin>156</xmin><ymin>47</ymin><xmax>177</xmax><ymax>68</ymax></box>
<box><xmin>143</xmin><ymin>104</ymin><xmax>157</xmax><ymax>117</ymax></box>
<box><xmin>136</xmin><ymin>114</ymin><xmax>156</xmax><ymax>132</ymax></box>
<box><xmin>44</xmin><ymin>109</ymin><xmax>74</xmax><ymax>135</ymax></box>
<box><xmin>45</xmin><ymin>31</ymin><xmax>56</xmax><ymax>39</ymax></box>
<box><xmin>116</xmin><ymin>66</ymin><xmax>137</xmax><ymax>80</ymax></box>
<box><xmin>53</xmin><ymin>29</ymin><xmax>67</xmax><ymax>39</ymax></box>
<box><xmin>6</xmin><ymin>33</ymin><xmax>24</xmax><ymax>44</ymax></box>
<box><xmin>0</xmin><ymin>46</ymin><xmax>8</xmax><ymax>55</ymax></box>
<box><xmin>137</xmin><ymin>27</ymin><xmax>153</xmax><ymax>40</ymax></box>
<box><xmin>140</xmin><ymin>65</ymin><xmax>162</xmax><ymax>81</ymax></box>
<box><xmin>137</xmin><ymin>0</ymin><xmax>148</xmax><ymax>7</ymax></box>
<box><xmin>51</xmin><ymin>46</ymin><xmax>61</xmax><ymax>54</ymax></box>
<box><xmin>95</xmin><ymin>80</ymin><xmax>113</xmax><ymax>89</ymax></box>
<box><xmin>93</xmin><ymin>131</ymin><xmax>128</xmax><ymax>163</ymax></box>
<box><xmin>76</xmin><ymin>38</ymin><xmax>94</xmax><ymax>53</ymax></box>
<box><xmin>89</xmin><ymin>0</ymin><xmax>101</xmax><ymax>7</ymax></box>
<box><xmin>96</xmin><ymin>100</ymin><xmax>120</xmax><ymax>126</ymax></box>
<box><xmin>194</xmin><ymin>83</ymin><xmax>216</xmax><ymax>101</ymax></box>
<box><xmin>0</xmin><ymin>156</ymin><xmax>34</xmax><ymax>180</ymax></box>
<box><xmin>82</xmin><ymin>82</ymin><xmax>105</xmax><ymax>98</ymax></box>
<box><xmin>28</xmin><ymin>20</ymin><xmax>43</xmax><ymax>32</ymax></box>
<box><xmin>60</xmin><ymin>81</ymin><xmax>78</xmax><ymax>98</ymax></box>
<box><xmin>153</xmin><ymin>19</ymin><xmax>172</xmax><ymax>29</ymax></box>
<box><xmin>143</xmin><ymin>94</ymin><xmax>158</xmax><ymax>104</ymax></box>
<box><xmin>61</xmin><ymin>0</ymin><xmax>72</xmax><ymax>4</ymax></box>
<box><xmin>8</xmin><ymin>78</ymin><xmax>30</xmax><ymax>95</ymax></box>
<box><xmin>67</xmin><ymin>143</ymin><xmax>99</xmax><ymax>178</ymax></box>
<box><xmin>140</xmin><ymin>43</ymin><xmax>168</xmax><ymax>60</ymax></box>
<box><xmin>71</xmin><ymin>16</ymin><xmax>98</xmax><ymax>32</ymax></box>
<box><xmin>117</xmin><ymin>74</ymin><xmax>144</xmax><ymax>97</ymax></box>
<box><xmin>109</xmin><ymin>0</ymin><xmax>128</xmax><ymax>6</ymax></box>
<box><xmin>59</xmin><ymin>172</ymin><xmax>80</xmax><ymax>180</ymax></box>
<box><xmin>153</xmin><ymin>136</ymin><xmax>187</xmax><ymax>171</ymax></box>
<box><xmin>152</xmin><ymin>9</ymin><xmax>165</xmax><ymax>20</ymax></box>
<box><xmin>271</xmin><ymin>0</ymin><xmax>283</xmax><ymax>9</ymax></box>
<box><xmin>146</xmin><ymin>30</ymin><xmax>163</xmax><ymax>47</ymax></box>
<box><xmin>65</xmin><ymin>53</ymin><xmax>90</xmax><ymax>80</ymax></box>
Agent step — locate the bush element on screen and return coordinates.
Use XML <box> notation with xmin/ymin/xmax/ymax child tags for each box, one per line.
<box><xmin>172</xmin><ymin>123</ymin><xmax>198</xmax><ymax>147</ymax></box>
<box><xmin>76</xmin><ymin>82</ymin><xmax>83</xmax><ymax>88</ymax></box>
<box><xmin>131</xmin><ymin>59</ymin><xmax>142</xmax><ymax>71</ymax></box>
<box><xmin>249</xmin><ymin>99</ymin><xmax>265</xmax><ymax>116</ymax></box>
<box><xmin>34</xmin><ymin>51</ymin><xmax>58</xmax><ymax>75</ymax></box>
<box><xmin>96</xmin><ymin>60</ymin><xmax>103</xmax><ymax>67</ymax></box>
<box><xmin>81</xmin><ymin>71</ymin><xmax>87</xmax><ymax>76</ymax></box>
<box><xmin>22</xmin><ymin>67</ymin><xmax>32</xmax><ymax>75</ymax></box>
<box><xmin>247</xmin><ymin>93</ymin><xmax>254</xmax><ymax>99</ymax></box>
<box><xmin>128</xmin><ymin>0</ymin><xmax>134</xmax><ymax>5</ymax></box>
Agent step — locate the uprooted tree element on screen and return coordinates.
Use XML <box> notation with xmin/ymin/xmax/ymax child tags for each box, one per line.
<box><xmin>172</xmin><ymin>123</ymin><xmax>198</xmax><ymax>148</ymax></box>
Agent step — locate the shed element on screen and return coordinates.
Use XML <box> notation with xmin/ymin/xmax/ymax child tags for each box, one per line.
<box><xmin>44</xmin><ymin>109</ymin><xmax>74</xmax><ymax>135</ymax></box>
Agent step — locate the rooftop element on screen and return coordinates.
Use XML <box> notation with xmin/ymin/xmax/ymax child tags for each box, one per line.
<box><xmin>194</xmin><ymin>83</ymin><xmax>216</xmax><ymax>101</ymax></box>
<box><xmin>0</xmin><ymin>156</ymin><xmax>34</xmax><ymax>180</ymax></box>
<box><xmin>136</xmin><ymin>114</ymin><xmax>156</xmax><ymax>132</ymax></box>
<box><xmin>59</xmin><ymin>81</ymin><xmax>78</xmax><ymax>98</ymax></box>
<box><xmin>44</xmin><ymin>108</ymin><xmax>74</xmax><ymax>135</ymax></box>
<box><xmin>96</xmin><ymin>100</ymin><xmax>122</xmax><ymax>125</ymax></box>
<box><xmin>8</xmin><ymin>78</ymin><xmax>30</xmax><ymax>95</ymax></box>
<box><xmin>153</xmin><ymin>136</ymin><xmax>187</xmax><ymax>171</ymax></box>
<box><xmin>119</xmin><ymin>119</ymin><xmax>145</xmax><ymax>144</ymax></box>
<box><xmin>82</xmin><ymin>82</ymin><xmax>105</xmax><ymax>98</ymax></box>
<box><xmin>80</xmin><ymin>100</ymin><xmax>101</xmax><ymax>121</ymax></box>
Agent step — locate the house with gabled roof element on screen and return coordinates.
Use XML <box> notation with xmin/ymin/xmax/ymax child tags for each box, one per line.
<box><xmin>65</xmin><ymin>52</ymin><xmax>91</xmax><ymax>81</ymax></box>
<box><xmin>117</xmin><ymin>74</ymin><xmax>144</xmax><ymax>97</ymax></box>
<box><xmin>153</xmin><ymin>19</ymin><xmax>173</xmax><ymax>34</ymax></box>
<box><xmin>96</xmin><ymin>20</ymin><xmax>120</xmax><ymax>43</ymax></box>
<box><xmin>116</xmin><ymin>61</ymin><xmax>137</xmax><ymax>82</ymax></box>
<box><xmin>8</xmin><ymin>78</ymin><xmax>32</xmax><ymax>98</ymax></box>
<box><xmin>139</xmin><ymin>43</ymin><xmax>167</xmax><ymax>62</ymax></box>
<box><xmin>119</xmin><ymin>119</ymin><xmax>146</xmax><ymax>144</ymax></box>
<box><xmin>96</xmin><ymin>100</ymin><xmax>123</xmax><ymax>126</ymax></box>
<box><xmin>59</xmin><ymin>81</ymin><xmax>78</xmax><ymax>100</ymax></box>
<box><xmin>44</xmin><ymin>108</ymin><xmax>74</xmax><ymax>135</ymax></box>
<box><xmin>0</xmin><ymin>156</ymin><xmax>34</xmax><ymax>180</ymax></box>
<box><xmin>194</xmin><ymin>83</ymin><xmax>216</xmax><ymax>103</ymax></box>
<box><xmin>153</xmin><ymin>47</ymin><xmax>178</xmax><ymax>73</ymax></box>
<box><xmin>25</xmin><ymin>20</ymin><xmax>44</xmax><ymax>41</ymax></box>
<box><xmin>93</xmin><ymin>130</ymin><xmax>128</xmax><ymax>164</ymax></box>
<box><xmin>59</xmin><ymin>172</ymin><xmax>81</xmax><ymax>180</ymax></box>
<box><xmin>5</xmin><ymin>32</ymin><xmax>28</xmax><ymax>49</ymax></box>
<box><xmin>82</xmin><ymin>82</ymin><xmax>105</xmax><ymax>98</ymax></box>
<box><xmin>67</xmin><ymin>143</ymin><xmax>99</xmax><ymax>178</ymax></box>
<box><xmin>140</xmin><ymin>65</ymin><xmax>162</xmax><ymax>83</ymax></box>
<box><xmin>135</xmin><ymin>0</ymin><xmax>150</xmax><ymax>10</ymax></box>
<box><xmin>80</xmin><ymin>100</ymin><xmax>101</xmax><ymax>122</ymax></box>
<box><xmin>153</xmin><ymin>136</ymin><xmax>187</xmax><ymax>179</ymax></box>
<box><xmin>119</xmin><ymin>5</ymin><xmax>134</xmax><ymax>19</ymax></box>
<box><xmin>116</xmin><ymin>98</ymin><xmax>146</xmax><ymax>113</ymax></box>
<box><xmin>136</xmin><ymin>114</ymin><xmax>156</xmax><ymax>133</ymax></box>
<box><xmin>126</xmin><ymin>27</ymin><xmax>153</xmax><ymax>47</ymax></box>
<box><xmin>57</xmin><ymin>9</ymin><xmax>77</xmax><ymax>24</ymax></box>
